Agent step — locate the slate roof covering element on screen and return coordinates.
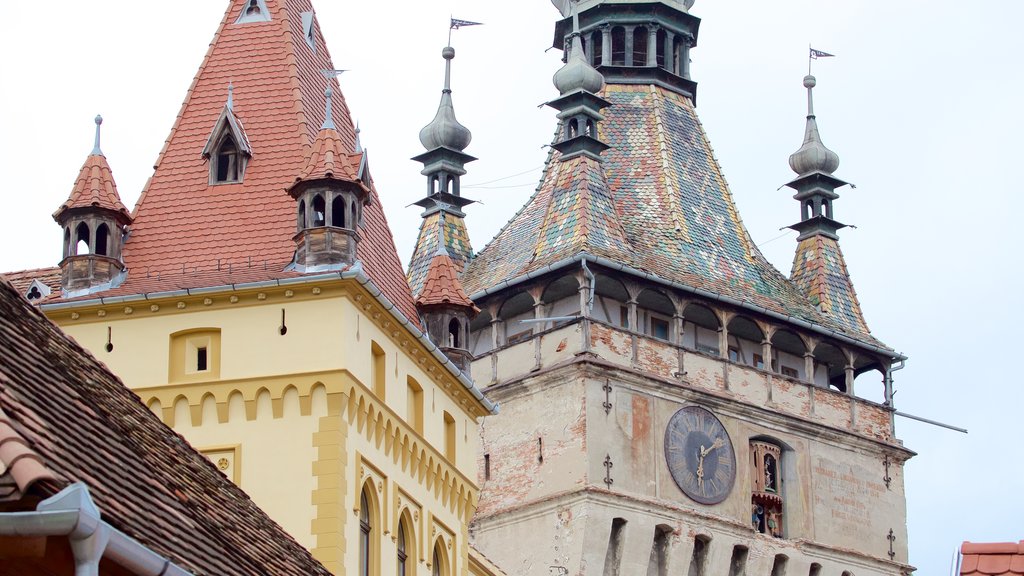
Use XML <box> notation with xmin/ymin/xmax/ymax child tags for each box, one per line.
<box><xmin>0</xmin><ymin>277</ymin><xmax>331</xmax><ymax>575</ymax></box>
<box><xmin>790</xmin><ymin>234</ymin><xmax>870</xmax><ymax>336</ymax></box>
<box><xmin>97</xmin><ymin>0</ymin><xmax>418</xmax><ymax>324</ymax></box>
<box><xmin>961</xmin><ymin>541</ymin><xmax>1024</xmax><ymax>575</ymax></box>
<box><xmin>462</xmin><ymin>83</ymin><xmax>888</xmax><ymax>351</ymax></box>
<box><xmin>53</xmin><ymin>152</ymin><xmax>131</xmax><ymax>224</ymax></box>
<box><xmin>408</xmin><ymin>211</ymin><xmax>473</xmax><ymax>298</ymax></box>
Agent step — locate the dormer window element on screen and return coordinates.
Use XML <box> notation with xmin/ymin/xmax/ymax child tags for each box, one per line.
<box><xmin>25</xmin><ymin>280</ymin><xmax>51</xmax><ymax>301</ymax></box>
<box><xmin>215</xmin><ymin>135</ymin><xmax>240</xmax><ymax>183</ymax></box>
<box><xmin>235</xmin><ymin>0</ymin><xmax>271</xmax><ymax>24</ymax></box>
<box><xmin>203</xmin><ymin>105</ymin><xmax>252</xmax><ymax>185</ymax></box>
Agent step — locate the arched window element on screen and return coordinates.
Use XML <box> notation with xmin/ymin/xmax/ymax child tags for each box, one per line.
<box><xmin>433</xmin><ymin>541</ymin><xmax>448</xmax><ymax>576</ymax></box>
<box><xmin>215</xmin><ymin>135</ymin><xmax>240</xmax><ymax>183</ymax></box>
<box><xmin>590</xmin><ymin>30</ymin><xmax>603</xmax><ymax>65</ymax></box>
<box><xmin>245</xmin><ymin>0</ymin><xmax>261</xmax><ymax>15</ymax></box>
<box><xmin>75</xmin><ymin>222</ymin><xmax>90</xmax><ymax>256</ymax></box>
<box><xmin>95</xmin><ymin>223</ymin><xmax>110</xmax><ymax>256</ymax></box>
<box><xmin>568</xmin><ymin>118</ymin><xmax>579</xmax><ymax>139</ymax></box>
<box><xmin>633</xmin><ymin>26</ymin><xmax>648</xmax><ymax>66</ymax></box>
<box><xmin>448</xmin><ymin>318</ymin><xmax>461</xmax><ymax>348</ymax></box>
<box><xmin>350</xmin><ymin>200</ymin><xmax>358</xmax><ymax>226</ymax></box>
<box><xmin>331</xmin><ymin>196</ymin><xmax>345</xmax><ymax>227</ymax></box>
<box><xmin>397</xmin><ymin>521</ymin><xmax>408</xmax><ymax>576</ymax></box>
<box><xmin>312</xmin><ymin>195</ymin><xmax>326</xmax><ymax>227</ymax></box>
<box><xmin>610</xmin><ymin>27</ymin><xmax>626</xmax><ymax>65</ymax></box>
<box><xmin>359</xmin><ymin>489</ymin><xmax>373</xmax><ymax>576</ymax></box>
<box><xmin>63</xmin><ymin>227</ymin><xmax>71</xmax><ymax>258</ymax></box>
<box><xmin>298</xmin><ymin>199</ymin><xmax>306</xmax><ymax>229</ymax></box>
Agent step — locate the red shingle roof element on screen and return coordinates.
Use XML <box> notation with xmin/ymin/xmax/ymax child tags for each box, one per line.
<box><xmin>417</xmin><ymin>252</ymin><xmax>477</xmax><ymax>310</ymax></box>
<box><xmin>0</xmin><ymin>275</ymin><xmax>331</xmax><ymax>575</ymax></box>
<box><xmin>52</xmin><ymin>153</ymin><xmax>131</xmax><ymax>225</ymax></box>
<box><xmin>115</xmin><ymin>0</ymin><xmax>419</xmax><ymax>324</ymax></box>
<box><xmin>961</xmin><ymin>541</ymin><xmax>1024</xmax><ymax>575</ymax></box>
<box><xmin>293</xmin><ymin>126</ymin><xmax>364</xmax><ymax>185</ymax></box>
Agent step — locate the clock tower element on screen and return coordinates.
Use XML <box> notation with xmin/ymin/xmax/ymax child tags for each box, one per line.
<box><xmin>458</xmin><ymin>1</ymin><xmax>914</xmax><ymax>575</ymax></box>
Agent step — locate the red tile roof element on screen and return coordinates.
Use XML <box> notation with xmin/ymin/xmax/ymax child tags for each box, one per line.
<box><xmin>293</xmin><ymin>126</ymin><xmax>365</xmax><ymax>185</ymax></box>
<box><xmin>52</xmin><ymin>153</ymin><xmax>131</xmax><ymax>225</ymax></box>
<box><xmin>114</xmin><ymin>0</ymin><xmax>419</xmax><ymax>324</ymax></box>
<box><xmin>1</xmin><ymin>267</ymin><xmax>61</xmax><ymax>304</ymax></box>
<box><xmin>961</xmin><ymin>541</ymin><xmax>1024</xmax><ymax>575</ymax></box>
<box><xmin>417</xmin><ymin>252</ymin><xmax>478</xmax><ymax>310</ymax></box>
<box><xmin>0</xmin><ymin>275</ymin><xmax>331</xmax><ymax>575</ymax></box>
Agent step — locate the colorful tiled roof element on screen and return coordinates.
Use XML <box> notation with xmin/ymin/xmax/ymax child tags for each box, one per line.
<box><xmin>790</xmin><ymin>234</ymin><xmax>870</xmax><ymax>336</ymax></box>
<box><xmin>0</xmin><ymin>276</ymin><xmax>331</xmax><ymax>575</ymax></box>
<box><xmin>52</xmin><ymin>153</ymin><xmax>131</xmax><ymax>224</ymax></box>
<box><xmin>417</xmin><ymin>252</ymin><xmax>477</xmax><ymax>310</ymax></box>
<box><xmin>462</xmin><ymin>83</ymin><xmax>887</xmax><ymax>350</ymax></box>
<box><xmin>408</xmin><ymin>211</ymin><xmax>473</xmax><ymax>298</ymax></box>
<box><xmin>961</xmin><ymin>541</ymin><xmax>1024</xmax><ymax>575</ymax></box>
<box><xmin>111</xmin><ymin>0</ymin><xmax>418</xmax><ymax>324</ymax></box>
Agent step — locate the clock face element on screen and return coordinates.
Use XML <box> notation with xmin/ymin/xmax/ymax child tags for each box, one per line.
<box><xmin>664</xmin><ymin>406</ymin><xmax>737</xmax><ymax>505</ymax></box>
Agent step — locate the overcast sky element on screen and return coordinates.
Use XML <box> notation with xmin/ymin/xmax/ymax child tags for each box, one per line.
<box><xmin>2</xmin><ymin>1</ymin><xmax>1021</xmax><ymax>574</ymax></box>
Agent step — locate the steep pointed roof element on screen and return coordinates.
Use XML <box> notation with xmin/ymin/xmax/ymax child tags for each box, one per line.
<box><xmin>789</xmin><ymin>233</ymin><xmax>870</xmax><ymax>336</ymax></box>
<box><xmin>417</xmin><ymin>252</ymin><xmax>477</xmax><ymax>310</ymax></box>
<box><xmin>463</xmin><ymin>83</ymin><xmax>887</xmax><ymax>349</ymax></box>
<box><xmin>53</xmin><ymin>118</ymin><xmax>131</xmax><ymax>224</ymax></box>
<box><xmin>89</xmin><ymin>0</ymin><xmax>417</xmax><ymax>322</ymax></box>
<box><xmin>0</xmin><ymin>277</ymin><xmax>331</xmax><ymax>575</ymax></box>
<box><xmin>408</xmin><ymin>211</ymin><xmax>473</xmax><ymax>298</ymax></box>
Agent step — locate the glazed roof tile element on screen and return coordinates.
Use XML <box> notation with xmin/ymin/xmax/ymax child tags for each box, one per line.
<box><xmin>417</xmin><ymin>252</ymin><xmax>477</xmax><ymax>310</ymax></box>
<box><xmin>53</xmin><ymin>153</ymin><xmax>131</xmax><ymax>224</ymax></box>
<box><xmin>408</xmin><ymin>211</ymin><xmax>473</xmax><ymax>298</ymax></box>
<box><xmin>0</xmin><ymin>276</ymin><xmax>331</xmax><ymax>575</ymax></box>
<box><xmin>463</xmin><ymin>84</ymin><xmax>887</xmax><ymax>351</ymax></box>
<box><xmin>111</xmin><ymin>0</ymin><xmax>418</xmax><ymax>324</ymax></box>
<box><xmin>961</xmin><ymin>541</ymin><xmax>1024</xmax><ymax>575</ymax></box>
<box><xmin>790</xmin><ymin>234</ymin><xmax>870</xmax><ymax>336</ymax></box>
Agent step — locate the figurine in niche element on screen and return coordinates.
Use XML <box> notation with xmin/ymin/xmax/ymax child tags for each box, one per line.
<box><xmin>752</xmin><ymin>504</ymin><xmax>765</xmax><ymax>532</ymax></box>
<box><xmin>764</xmin><ymin>454</ymin><xmax>777</xmax><ymax>492</ymax></box>
<box><xmin>767</xmin><ymin>511</ymin><xmax>782</xmax><ymax>538</ymax></box>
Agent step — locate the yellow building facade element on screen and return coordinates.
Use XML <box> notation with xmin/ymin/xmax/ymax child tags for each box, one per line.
<box><xmin>14</xmin><ymin>1</ymin><xmax>501</xmax><ymax>575</ymax></box>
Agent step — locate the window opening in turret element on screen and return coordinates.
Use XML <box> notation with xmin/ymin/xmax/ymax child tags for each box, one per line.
<box><xmin>610</xmin><ymin>27</ymin><xmax>626</xmax><ymax>65</ymax></box>
<box><xmin>331</xmin><ymin>196</ymin><xmax>345</xmax><ymax>228</ymax></box>
<box><xmin>809</xmin><ymin>564</ymin><xmax>822</xmax><ymax>576</ymax></box>
<box><xmin>656</xmin><ymin>30</ymin><xmax>667</xmax><ymax>68</ymax></box>
<box><xmin>298</xmin><ymin>200</ymin><xmax>306</xmax><ymax>228</ymax></box>
<box><xmin>633</xmin><ymin>27</ymin><xmax>648</xmax><ymax>66</ymax></box>
<box><xmin>591</xmin><ymin>31</ymin><xmax>603</xmax><ymax>65</ymax></box>
<box><xmin>95</xmin><ymin>223</ymin><xmax>110</xmax><ymax>256</ymax></box>
<box><xmin>312</xmin><ymin>195</ymin><xmax>326</xmax><ymax>227</ymax></box>
<box><xmin>647</xmin><ymin>525</ymin><xmax>672</xmax><ymax>576</ymax></box>
<box><xmin>63</xmin><ymin>227</ymin><xmax>71</xmax><ymax>258</ymax></box>
<box><xmin>215</xmin><ymin>135</ymin><xmax>240</xmax><ymax>183</ymax></box>
<box><xmin>448</xmin><ymin>318</ymin><xmax>461</xmax><ymax>348</ymax></box>
<box><xmin>75</xmin><ymin>222</ymin><xmax>90</xmax><ymax>255</ymax></box>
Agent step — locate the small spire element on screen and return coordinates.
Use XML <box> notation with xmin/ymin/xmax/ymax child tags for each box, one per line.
<box><xmin>91</xmin><ymin>115</ymin><xmax>104</xmax><ymax>156</ymax></box>
<box><xmin>354</xmin><ymin>121</ymin><xmax>362</xmax><ymax>152</ymax></box>
<box><xmin>553</xmin><ymin>1</ymin><xmax>604</xmax><ymax>96</ymax></box>
<box><xmin>227</xmin><ymin>83</ymin><xmax>234</xmax><ymax>112</ymax></box>
<box><xmin>419</xmin><ymin>46</ymin><xmax>472</xmax><ymax>152</ymax></box>
<box><xmin>322</xmin><ymin>86</ymin><xmax>336</xmax><ymax>130</ymax></box>
<box><xmin>788</xmin><ymin>75</ymin><xmax>840</xmax><ymax>176</ymax></box>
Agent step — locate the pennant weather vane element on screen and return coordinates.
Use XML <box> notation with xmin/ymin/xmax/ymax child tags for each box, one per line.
<box><xmin>449</xmin><ymin>17</ymin><xmax>483</xmax><ymax>44</ymax></box>
<box><xmin>808</xmin><ymin>46</ymin><xmax>835</xmax><ymax>73</ymax></box>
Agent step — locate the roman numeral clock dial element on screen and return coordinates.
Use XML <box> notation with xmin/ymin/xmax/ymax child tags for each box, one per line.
<box><xmin>664</xmin><ymin>406</ymin><xmax>737</xmax><ymax>505</ymax></box>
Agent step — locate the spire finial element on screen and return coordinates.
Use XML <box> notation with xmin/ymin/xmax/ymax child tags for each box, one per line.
<box><xmin>789</xmin><ymin>74</ymin><xmax>840</xmax><ymax>176</ymax></box>
<box><xmin>354</xmin><ymin>121</ymin><xmax>362</xmax><ymax>152</ymax></box>
<box><xmin>92</xmin><ymin>115</ymin><xmax>104</xmax><ymax>156</ymax></box>
<box><xmin>227</xmin><ymin>83</ymin><xmax>234</xmax><ymax>112</ymax></box>
<box><xmin>418</xmin><ymin>46</ymin><xmax>472</xmax><ymax>152</ymax></box>
<box><xmin>553</xmin><ymin>1</ymin><xmax>604</xmax><ymax>96</ymax></box>
<box><xmin>322</xmin><ymin>86</ymin><xmax>336</xmax><ymax>130</ymax></box>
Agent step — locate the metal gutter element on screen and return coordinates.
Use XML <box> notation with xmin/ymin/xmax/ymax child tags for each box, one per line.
<box><xmin>469</xmin><ymin>252</ymin><xmax>907</xmax><ymax>363</ymax></box>
<box><xmin>0</xmin><ymin>483</ymin><xmax>191</xmax><ymax>576</ymax></box>
<box><xmin>40</xmin><ymin>267</ymin><xmax>498</xmax><ymax>415</ymax></box>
